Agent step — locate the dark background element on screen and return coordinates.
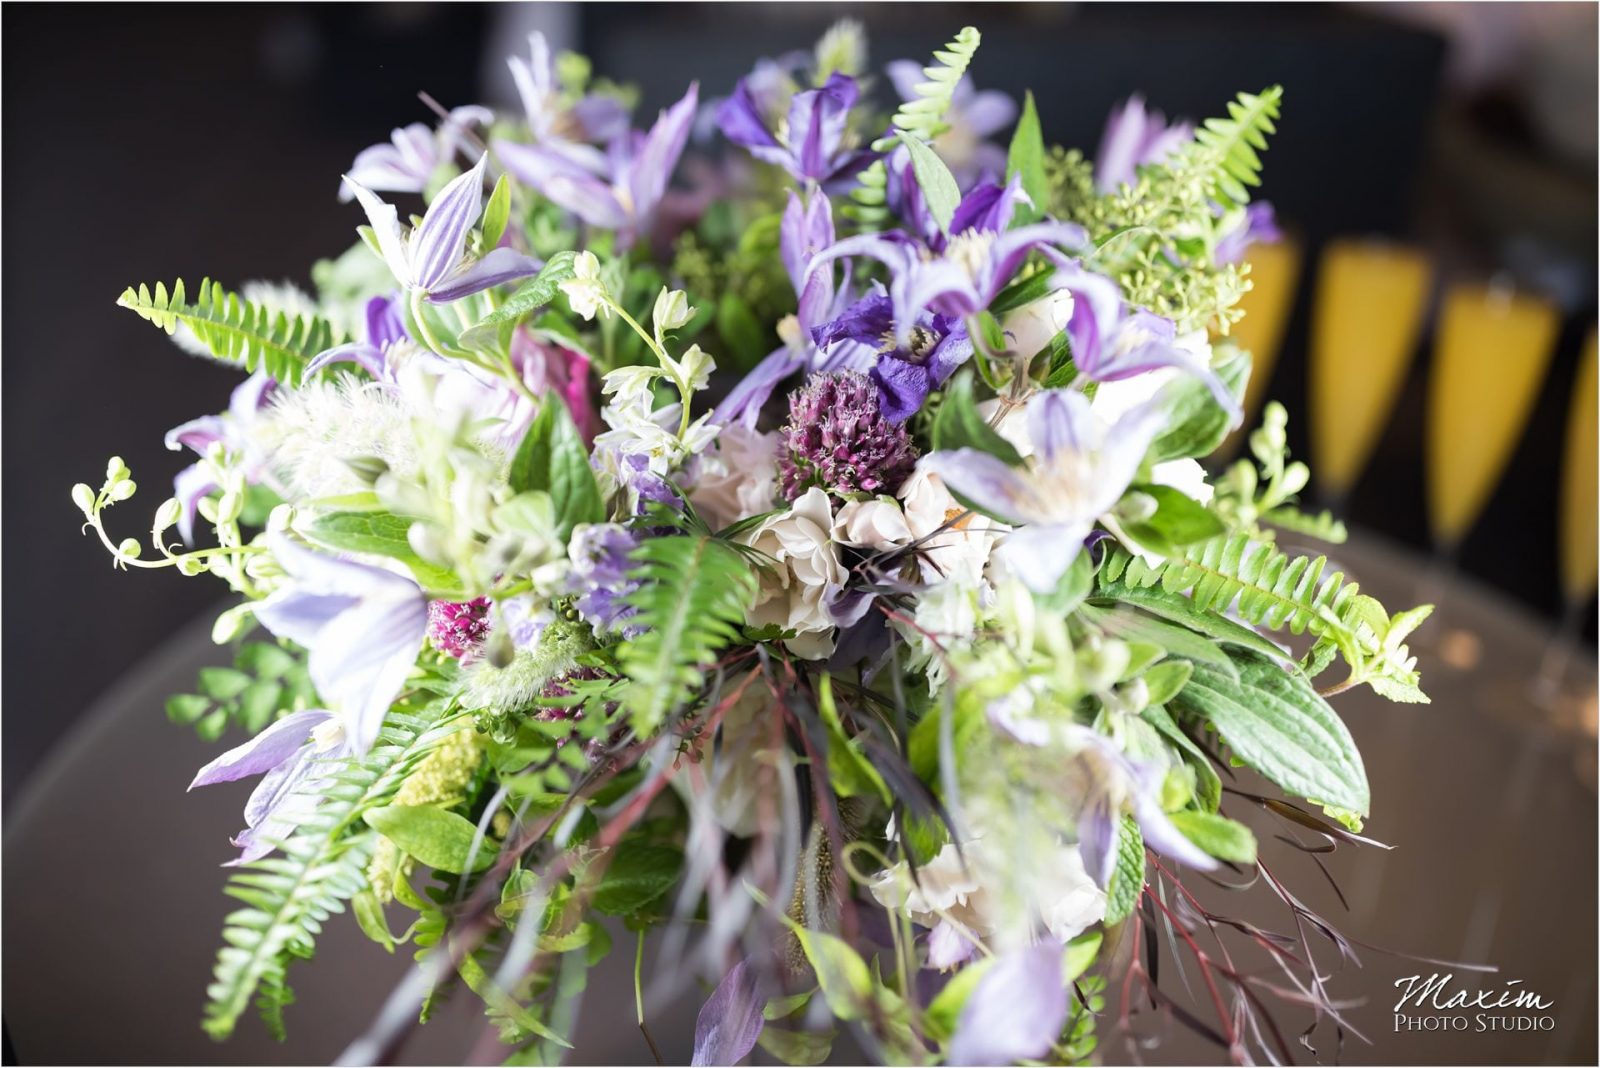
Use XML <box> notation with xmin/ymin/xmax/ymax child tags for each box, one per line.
<box><xmin>3</xmin><ymin>3</ymin><xmax>1594</xmax><ymax>800</ymax></box>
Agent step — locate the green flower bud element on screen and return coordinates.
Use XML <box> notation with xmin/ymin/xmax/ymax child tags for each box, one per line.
<box><xmin>117</xmin><ymin>537</ymin><xmax>142</xmax><ymax>559</ymax></box>
<box><xmin>108</xmin><ymin>479</ymin><xmax>137</xmax><ymax>502</ymax></box>
<box><xmin>217</xmin><ymin>490</ymin><xmax>244</xmax><ymax>525</ymax></box>
<box><xmin>485</xmin><ymin>627</ymin><xmax>515</xmax><ymax>669</ymax></box>
<box><xmin>153</xmin><ymin>497</ymin><xmax>183</xmax><ymax>532</ymax></box>
<box><xmin>211</xmin><ymin>602</ymin><xmax>254</xmax><ymax>643</ymax></box>
<box><xmin>71</xmin><ymin>483</ymin><xmax>96</xmax><ymax>516</ymax></box>
<box><xmin>177</xmin><ymin>556</ymin><xmax>209</xmax><ymax>577</ymax></box>
<box><xmin>105</xmin><ymin>456</ymin><xmax>129</xmax><ymax>483</ymax></box>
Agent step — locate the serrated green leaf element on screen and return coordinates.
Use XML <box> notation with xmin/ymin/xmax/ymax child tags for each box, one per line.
<box><xmin>363</xmin><ymin>804</ymin><xmax>498</xmax><ymax>874</ymax></box>
<box><xmin>1173</xmin><ymin>650</ymin><xmax>1369</xmax><ymax>815</ymax></box>
<box><xmin>470</xmin><ymin>250</ymin><xmax>578</xmax><ymax>331</ymax></box>
<box><xmin>1104</xmin><ymin>815</ymin><xmax>1144</xmax><ymax>924</ymax></box>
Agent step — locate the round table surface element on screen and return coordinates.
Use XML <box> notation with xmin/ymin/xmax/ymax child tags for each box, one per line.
<box><xmin>5</xmin><ymin>530</ymin><xmax>1596</xmax><ymax>1066</ymax></box>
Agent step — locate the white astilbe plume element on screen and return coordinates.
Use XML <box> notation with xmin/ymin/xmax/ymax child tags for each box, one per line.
<box><xmin>252</xmin><ymin>373</ymin><xmax>417</xmax><ymax>502</ymax></box>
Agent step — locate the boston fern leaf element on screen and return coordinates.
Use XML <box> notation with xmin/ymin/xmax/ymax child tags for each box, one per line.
<box><xmin>117</xmin><ymin>279</ymin><xmax>337</xmax><ymax>387</ymax></box>
<box><xmin>616</xmin><ymin>533</ymin><xmax>759</xmax><ymax>736</ymax></box>
<box><xmin>871</xmin><ymin>27</ymin><xmax>981</xmax><ymax>150</ymax></box>
<box><xmin>1099</xmin><ymin>532</ymin><xmax>1428</xmax><ymax>700</ymax></box>
<box><xmin>202</xmin><ymin>705</ymin><xmax>460</xmax><ymax>1040</ymax></box>
<box><xmin>1187</xmin><ymin>86</ymin><xmax>1282</xmax><ymax>211</ymax></box>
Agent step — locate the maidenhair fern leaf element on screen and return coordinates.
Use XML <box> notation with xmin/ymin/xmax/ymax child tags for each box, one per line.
<box><xmin>117</xmin><ymin>279</ymin><xmax>338</xmax><ymax>387</ymax></box>
<box><xmin>1099</xmin><ymin>532</ymin><xmax>1427</xmax><ymax>700</ymax></box>
<box><xmin>1186</xmin><ymin>86</ymin><xmax>1282</xmax><ymax>211</ymax></box>
<box><xmin>615</xmin><ymin>533</ymin><xmax>759</xmax><ymax>736</ymax></box>
<box><xmin>202</xmin><ymin>704</ymin><xmax>462</xmax><ymax>1040</ymax></box>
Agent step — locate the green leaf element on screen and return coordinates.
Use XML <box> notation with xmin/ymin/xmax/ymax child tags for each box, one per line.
<box><xmin>1080</xmin><ymin>603</ymin><xmax>1239</xmax><ymax>678</ymax></box>
<box><xmin>304</xmin><ymin>511</ymin><xmax>464</xmax><ymax>595</ymax></box>
<box><xmin>363</xmin><ymin>804</ymin><xmax>499</xmax><ymax>874</ymax></box>
<box><xmin>591</xmin><ymin>845</ymin><xmax>682</xmax><ymax>916</ymax></box>
<box><xmin>930</xmin><ymin>371</ymin><xmax>1023</xmax><ymax>466</ymax></box>
<box><xmin>1123</xmin><ymin>484</ymin><xmax>1227</xmax><ymax>551</ymax></box>
<box><xmin>1104</xmin><ymin>815</ymin><xmax>1144</xmax><ymax>924</ymax></box>
<box><xmin>898</xmin><ymin>133</ymin><xmax>962</xmax><ymax>237</ymax></box>
<box><xmin>237</xmin><ymin>680</ymin><xmax>284</xmax><ymax>734</ymax></box>
<box><xmin>988</xmin><ymin>266</ymin><xmax>1056</xmax><ymax>317</ymax></box>
<box><xmin>1173</xmin><ymin>650</ymin><xmax>1369</xmax><ymax>815</ymax></box>
<box><xmin>1147</xmin><ymin>351</ymin><xmax>1251</xmax><ymax>463</ymax></box>
<box><xmin>757</xmin><ymin>1026</ymin><xmax>835</xmax><ymax>1065</ymax></box>
<box><xmin>1063</xmin><ymin>930</ymin><xmax>1102</xmax><ymax>984</ymax></box>
<box><xmin>1169</xmin><ymin>810</ymin><xmax>1257</xmax><ymax>864</ymax></box>
<box><xmin>235</xmin><ymin>641</ymin><xmax>297</xmax><ymax>680</ymax></box>
<box><xmin>786</xmin><ymin>926</ymin><xmax>872</xmax><ymax>1021</ymax></box>
<box><xmin>470</xmin><ymin>250</ymin><xmax>578</xmax><ymax>331</ymax></box>
<box><xmin>508</xmin><ymin>397</ymin><xmax>605</xmax><ymax>541</ymax></box>
<box><xmin>198</xmin><ymin>667</ymin><xmax>252</xmax><ymax>701</ymax></box>
<box><xmin>165</xmin><ymin>693</ymin><xmax>210</xmax><ymax>725</ymax></box>
<box><xmin>817</xmin><ymin>675</ymin><xmax>890</xmax><ymax>802</ymax></box>
<box><xmin>481</xmin><ymin>174</ymin><xmax>512</xmax><ymax>249</ymax></box>
<box><xmin>716</xmin><ymin>292</ymin><xmax>769</xmax><ymax>370</ymax></box>
<box><xmin>1140</xmin><ymin>704</ymin><xmax>1222</xmax><ymax>812</ymax></box>
<box><xmin>1005</xmin><ymin>91</ymin><xmax>1047</xmax><ymax>227</ymax></box>
<box><xmin>352</xmin><ymin>887</ymin><xmax>397</xmax><ymax>952</ymax></box>
<box><xmin>1092</xmin><ymin>580</ymin><xmax>1289</xmax><ymax>665</ymax></box>
<box><xmin>1141</xmin><ymin>660</ymin><xmax>1193</xmax><ymax>708</ymax></box>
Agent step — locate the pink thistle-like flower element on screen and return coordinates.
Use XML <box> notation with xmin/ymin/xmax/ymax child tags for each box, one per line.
<box><xmin>427</xmin><ymin>597</ymin><xmax>492</xmax><ymax>661</ymax></box>
<box><xmin>778</xmin><ymin>370</ymin><xmax>918</xmax><ymax>500</ymax></box>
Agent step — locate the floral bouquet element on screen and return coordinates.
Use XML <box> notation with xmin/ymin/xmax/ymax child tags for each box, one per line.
<box><xmin>76</xmin><ymin>21</ymin><xmax>1433</xmax><ymax>1066</ymax></box>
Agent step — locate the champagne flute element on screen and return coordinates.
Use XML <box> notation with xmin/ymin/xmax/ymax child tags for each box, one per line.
<box><xmin>1218</xmin><ymin>231</ymin><xmax>1303</xmax><ymax>454</ymax></box>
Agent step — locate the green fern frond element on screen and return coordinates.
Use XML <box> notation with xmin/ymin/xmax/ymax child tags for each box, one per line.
<box><xmin>117</xmin><ymin>279</ymin><xmax>338</xmax><ymax>387</ymax></box>
<box><xmin>1099</xmin><ymin>532</ymin><xmax>1426</xmax><ymax>699</ymax></box>
<box><xmin>844</xmin><ymin>159</ymin><xmax>892</xmax><ymax>229</ymax></box>
<box><xmin>202</xmin><ymin>704</ymin><xmax>462</xmax><ymax>1040</ymax></box>
<box><xmin>871</xmin><ymin>27</ymin><xmax>981</xmax><ymax>150</ymax></box>
<box><xmin>1186</xmin><ymin>86</ymin><xmax>1282</xmax><ymax>211</ymax></box>
<box><xmin>1262</xmin><ymin>505</ymin><xmax>1348</xmax><ymax>543</ymax></box>
<box><xmin>615</xmin><ymin>533</ymin><xmax>759</xmax><ymax>736</ymax></box>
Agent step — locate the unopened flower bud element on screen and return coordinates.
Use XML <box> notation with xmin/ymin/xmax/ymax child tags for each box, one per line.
<box><xmin>484</xmin><ymin>627</ymin><xmax>515</xmax><ymax>669</ymax></box>
<box><xmin>117</xmin><ymin>537</ymin><xmax>142</xmax><ymax>559</ymax></box>
<box><xmin>177</xmin><ymin>556</ymin><xmax>209</xmax><ymax>577</ymax></box>
<box><xmin>652</xmin><ymin>287</ymin><xmax>694</xmax><ymax>333</ymax></box>
<box><xmin>217</xmin><ymin>490</ymin><xmax>244</xmax><ymax>525</ymax></box>
<box><xmin>109</xmin><ymin>479</ymin><xmax>137</xmax><ymax>502</ymax></box>
<box><xmin>71</xmin><ymin>483</ymin><xmax>96</xmax><ymax>516</ymax></box>
<box><xmin>153</xmin><ymin>497</ymin><xmax>183</xmax><ymax>532</ymax></box>
<box><xmin>105</xmin><ymin>456</ymin><xmax>129</xmax><ymax>483</ymax></box>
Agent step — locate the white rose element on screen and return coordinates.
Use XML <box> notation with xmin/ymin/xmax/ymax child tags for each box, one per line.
<box><xmin>898</xmin><ymin>465</ymin><xmax>1004</xmax><ymax>586</ymax></box>
<box><xmin>689</xmin><ymin>424</ymin><xmax>780</xmax><ymax>530</ymax></box>
<box><xmin>832</xmin><ymin>496</ymin><xmax>913</xmax><ymax>550</ymax></box>
<box><xmin>741</xmin><ymin>487</ymin><xmax>844</xmax><ymax>659</ymax></box>
<box><xmin>1001</xmin><ymin>288</ymin><xmax>1075</xmax><ymax>358</ymax></box>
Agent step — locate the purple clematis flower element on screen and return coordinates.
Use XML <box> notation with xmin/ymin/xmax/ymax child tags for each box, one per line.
<box><xmin>690</xmin><ymin>958</ymin><xmax>766</xmax><ymax>1067</ymax></box>
<box><xmin>495</xmin><ymin>83</ymin><xmax>699</xmax><ymax>249</ymax></box>
<box><xmin>925</xmin><ymin>388</ymin><xmax>1164</xmax><ymax>592</ymax></box>
<box><xmin>884</xmin><ymin>60</ymin><xmax>1016</xmax><ymax>188</ymax></box>
<box><xmin>343</xmin><ymin>152</ymin><xmax>541</xmax><ymax>303</ymax></box>
<box><xmin>947</xmin><ymin>939</ymin><xmax>1068</xmax><ymax>1066</ymax></box>
<box><xmin>812</xmin><ymin>286</ymin><xmax>973</xmax><ymax>423</ymax></box>
<box><xmin>1214</xmin><ymin>200</ymin><xmax>1283</xmax><ymax>266</ymax></box>
<box><xmin>1094</xmin><ymin>94</ymin><xmax>1194</xmax><ymax>194</ymax></box>
<box><xmin>1041</xmin><ymin>260</ymin><xmax>1241</xmax><ymax>421</ymax></box>
<box><xmin>253</xmin><ymin>534</ymin><xmax>428</xmax><ymax>756</ymax></box>
<box><xmin>509</xmin><ymin>31</ymin><xmax>629</xmax><ymax>165</ymax></box>
<box><xmin>807</xmin><ymin>174</ymin><xmax>1087</xmax><ymax>349</ymax></box>
<box><xmin>711</xmin><ymin>188</ymin><xmax>856</xmax><ymax>428</ymax></box>
<box><xmin>164</xmin><ymin>372</ymin><xmax>276</xmax><ymax>544</ymax></box>
<box><xmin>716</xmin><ymin>70</ymin><xmax>874</xmax><ymax>185</ymax></box>
<box><xmin>189</xmin><ymin>707</ymin><xmax>351</xmax><ymax>864</ymax></box>
<box><xmin>1060</xmin><ymin>725</ymin><xmax>1217</xmax><ymax>885</ymax></box>
<box><xmin>339</xmin><ymin>105</ymin><xmax>493</xmax><ymax>202</ymax></box>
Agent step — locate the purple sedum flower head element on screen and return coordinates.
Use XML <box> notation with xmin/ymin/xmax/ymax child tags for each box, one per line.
<box><xmin>339</xmin><ymin>105</ymin><xmax>493</xmax><ymax>202</ymax></box>
<box><xmin>164</xmin><ymin>372</ymin><xmax>276</xmax><ymax>544</ymax></box>
<box><xmin>779</xmin><ymin>370</ymin><xmax>919</xmax><ymax>499</ymax></box>
<box><xmin>947</xmin><ymin>939</ymin><xmax>1069</xmax><ymax>1066</ymax></box>
<box><xmin>343</xmin><ymin>152</ymin><xmax>541</xmax><ymax>303</ymax></box>
<box><xmin>813</xmin><ymin>287</ymin><xmax>973</xmax><ymax>422</ymax></box>
<box><xmin>496</xmin><ymin>83</ymin><xmax>698</xmax><ymax>249</ymax></box>
<box><xmin>925</xmin><ymin>388</ymin><xmax>1163</xmax><ymax>592</ymax></box>
<box><xmin>690</xmin><ymin>958</ymin><xmax>766</xmax><ymax>1067</ymax></box>
<box><xmin>1061</xmin><ymin>725</ymin><xmax>1217</xmax><ymax>885</ymax></box>
<box><xmin>1214</xmin><ymin>201</ymin><xmax>1282</xmax><ymax>267</ymax></box>
<box><xmin>189</xmin><ymin>707</ymin><xmax>348</xmax><ymax>864</ymax></box>
<box><xmin>717</xmin><ymin>70</ymin><xmax>874</xmax><ymax>185</ymax></box>
<box><xmin>885</xmin><ymin>60</ymin><xmax>1016</xmax><ymax>188</ymax></box>
<box><xmin>254</xmin><ymin>534</ymin><xmax>427</xmax><ymax>756</ymax></box>
<box><xmin>1095</xmin><ymin>94</ymin><xmax>1194</xmax><ymax>194</ymax></box>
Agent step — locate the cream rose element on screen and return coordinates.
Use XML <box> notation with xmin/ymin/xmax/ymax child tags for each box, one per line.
<box><xmin>1001</xmin><ymin>288</ymin><xmax>1075</xmax><ymax>358</ymax></box>
<box><xmin>832</xmin><ymin>496</ymin><xmax>913</xmax><ymax>550</ymax></box>
<box><xmin>898</xmin><ymin>465</ymin><xmax>1004</xmax><ymax>586</ymax></box>
<box><xmin>689</xmin><ymin>424</ymin><xmax>780</xmax><ymax>530</ymax></box>
<box><xmin>741</xmin><ymin>487</ymin><xmax>844</xmax><ymax>659</ymax></box>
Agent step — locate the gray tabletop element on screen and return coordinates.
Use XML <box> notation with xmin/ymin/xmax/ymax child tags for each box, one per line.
<box><xmin>5</xmin><ymin>531</ymin><xmax>1595</xmax><ymax>1065</ymax></box>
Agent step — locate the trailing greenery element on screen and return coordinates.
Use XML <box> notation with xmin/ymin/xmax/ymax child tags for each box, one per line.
<box><xmin>201</xmin><ymin>700</ymin><xmax>463</xmax><ymax>1040</ymax></box>
<box><xmin>118</xmin><ymin>279</ymin><xmax>339</xmax><ymax>387</ymax></box>
<box><xmin>165</xmin><ymin>641</ymin><xmax>317</xmax><ymax>742</ymax></box>
<box><xmin>614</xmin><ymin>530</ymin><xmax>759</xmax><ymax>735</ymax></box>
